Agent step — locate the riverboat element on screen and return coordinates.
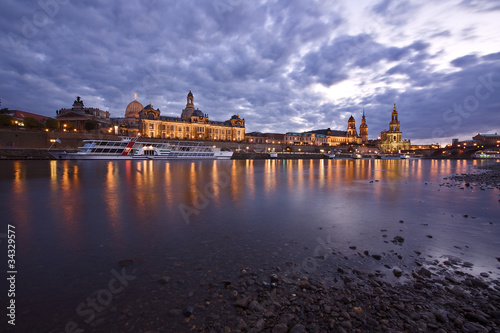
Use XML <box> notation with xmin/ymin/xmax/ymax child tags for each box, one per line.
<box><xmin>49</xmin><ymin>137</ymin><xmax>233</xmax><ymax>160</ymax></box>
<box><xmin>472</xmin><ymin>151</ymin><xmax>500</xmax><ymax>159</ymax></box>
<box><xmin>378</xmin><ymin>153</ymin><xmax>411</xmax><ymax>159</ymax></box>
<box><xmin>351</xmin><ymin>153</ymin><xmax>362</xmax><ymax>159</ymax></box>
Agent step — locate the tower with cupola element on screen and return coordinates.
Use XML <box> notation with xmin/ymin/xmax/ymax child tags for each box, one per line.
<box><xmin>359</xmin><ymin>107</ymin><xmax>368</xmax><ymax>143</ymax></box>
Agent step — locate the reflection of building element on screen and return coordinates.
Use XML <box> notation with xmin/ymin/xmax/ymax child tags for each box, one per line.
<box><xmin>378</xmin><ymin>103</ymin><xmax>410</xmax><ymax>152</ymax></box>
<box><xmin>56</xmin><ymin>96</ymin><xmax>111</xmax><ymax>132</ymax></box>
<box><xmin>137</xmin><ymin>91</ymin><xmax>245</xmax><ymax>141</ymax></box>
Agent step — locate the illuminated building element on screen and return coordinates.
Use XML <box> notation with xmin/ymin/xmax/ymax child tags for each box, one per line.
<box><xmin>135</xmin><ymin>91</ymin><xmax>245</xmax><ymax>141</ymax></box>
<box><xmin>378</xmin><ymin>103</ymin><xmax>411</xmax><ymax>152</ymax></box>
<box><xmin>359</xmin><ymin>108</ymin><xmax>368</xmax><ymax>143</ymax></box>
<box><xmin>56</xmin><ymin>96</ymin><xmax>111</xmax><ymax>132</ymax></box>
<box><xmin>285</xmin><ymin>114</ymin><xmax>364</xmax><ymax>146</ymax></box>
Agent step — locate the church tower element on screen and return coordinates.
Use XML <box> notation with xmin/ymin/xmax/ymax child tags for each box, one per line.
<box><xmin>359</xmin><ymin>107</ymin><xmax>368</xmax><ymax>143</ymax></box>
<box><xmin>181</xmin><ymin>90</ymin><xmax>196</xmax><ymax>119</ymax></box>
<box><xmin>378</xmin><ymin>103</ymin><xmax>410</xmax><ymax>153</ymax></box>
<box><xmin>389</xmin><ymin>103</ymin><xmax>400</xmax><ymax>132</ymax></box>
<box><xmin>347</xmin><ymin>115</ymin><xmax>358</xmax><ymax>138</ymax></box>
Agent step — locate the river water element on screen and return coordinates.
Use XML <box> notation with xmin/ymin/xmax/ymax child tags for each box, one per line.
<box><xmin>1</xmin><ymin>158</ymin><xmax>499</xmax><ymax>331</ymax></box>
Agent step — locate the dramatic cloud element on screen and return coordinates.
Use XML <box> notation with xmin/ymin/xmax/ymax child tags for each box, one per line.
<box><xmin>1</xmin><ymin>0</ymin><xmax>499</xmax><ymax>144</ymax></box>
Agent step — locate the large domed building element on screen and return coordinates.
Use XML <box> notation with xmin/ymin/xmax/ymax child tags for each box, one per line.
<box><xmin>115</xmin><ymin>91</ymin><xmax>245</xmax><ymax>141</ymax></box>
<box><xmin>124</xmin><ymin>94</ymin><xmax>143</xmax><ymax>120</ymax></box>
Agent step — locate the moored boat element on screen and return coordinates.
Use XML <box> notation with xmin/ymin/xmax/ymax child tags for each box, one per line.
<box><xmin>351</xmin><ymin>153</ymin><xmax>362</xmax><ymax>159</ymax></box>
<box><xmin>49</xmin><ymin>136</ymin><xmax>233</xmax><ymax>160</ymax></box>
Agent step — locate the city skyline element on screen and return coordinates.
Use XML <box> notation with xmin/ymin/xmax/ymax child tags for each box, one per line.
<box><xmin>1</xmin><ymin>0</ymin><xmax>499</xmax><ymax>145</ymax></box>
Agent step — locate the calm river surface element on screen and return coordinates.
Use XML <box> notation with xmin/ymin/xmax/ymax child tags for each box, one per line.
<box><xmin>1</xmin><ymin>158</ymin><xmax>499</xmax><ymax>331</ymax></box>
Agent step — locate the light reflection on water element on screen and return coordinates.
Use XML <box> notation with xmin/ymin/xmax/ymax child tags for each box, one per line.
<box><xmin>0</xmin><ymin>158</ymin><xmax>499</xmax><ymax>330</ymax></box>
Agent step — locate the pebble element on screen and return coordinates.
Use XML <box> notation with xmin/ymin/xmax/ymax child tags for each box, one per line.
<box><xmin>76</xmin><ymin>163</ymin><xmax>500</xmax><ymax>332</ymax></box>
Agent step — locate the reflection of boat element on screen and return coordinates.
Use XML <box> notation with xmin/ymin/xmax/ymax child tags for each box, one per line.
<box><xmin>49</xmin><ymin>137</ymin><xmax>233</xmax><ymax>160</ymax></box>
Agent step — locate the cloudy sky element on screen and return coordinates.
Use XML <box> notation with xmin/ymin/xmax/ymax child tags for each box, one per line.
<box><xmin>1</xmin><ymin>0</ymin><xmax>499</xmax><ymax>144</ymax></box>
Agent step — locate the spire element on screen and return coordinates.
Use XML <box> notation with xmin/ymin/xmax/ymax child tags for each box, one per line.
<box><xmin>134</xmin><ymin>93</ymin><xmax>137</xmax><ymax>101</ymax></box>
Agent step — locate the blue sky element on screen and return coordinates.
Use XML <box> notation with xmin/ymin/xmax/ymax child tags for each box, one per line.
<box><xmin>1</xmin><ymin>0</ymin><xmax>499</xmax><ymax>144</ymax></box>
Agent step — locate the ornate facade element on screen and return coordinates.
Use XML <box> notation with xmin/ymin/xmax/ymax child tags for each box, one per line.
<box><xmin>138</xmin><ymin>91</ymin><xmax>245</xmax><ymax>141</ymax></box>
<box><xmin>285</xmin><ymin>113</ymin><xmax>365</xmax><ymax>146</ymax></box>
<box><xmin>346</xmin><ymin>115</ymin><xmax>358</xmax><ymax>138</ymax></box>
<box><xmin>56</xmin><ymin>96</ymin><xmax>111</xmax><ymax>132</ymax></box>
<box><xmin>359</xmin><ymin>108</ymin><xmax>368</xmax><ymax>143</ymax></box>
<box><xmin>378</xmin><ymin>104</ymin><xmax>410</xmax><ymax>152</ymax></box>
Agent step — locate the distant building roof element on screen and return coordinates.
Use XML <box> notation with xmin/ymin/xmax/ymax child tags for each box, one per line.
<box><xmin>7</xmin><ymin>110</ymin><xmax>50</xmax><ymax>122</ymax></box>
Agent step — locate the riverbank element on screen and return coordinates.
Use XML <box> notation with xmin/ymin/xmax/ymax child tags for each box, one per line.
<box><xmin>0</xmin><ymin>149</ymin><xmax>328</xmax><ymax>160</ymax></box>
<box><xmin>446</xmin><ymin>161</ymin><xmax>500</xmax><ymax>189</ymax></box>
<box><xmin>73</xmin><ymin>162</ymin><xmax>500</xmax><ymax>332</ymax></box>
<box><xmin>8</xmin><ymin>159</ymin><xmax>499</xmax><ymax>333</ymax></box>
<box><xmin>86</xmin><ymin>250</ymin><xmax>500</xmax><ymax>333</ymax></box>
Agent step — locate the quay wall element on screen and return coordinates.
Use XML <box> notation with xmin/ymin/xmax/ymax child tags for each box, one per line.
<box><xmin>0</xmin><ymin>128</ymin><xmax>328</xmax><ymax>159</ymax></box>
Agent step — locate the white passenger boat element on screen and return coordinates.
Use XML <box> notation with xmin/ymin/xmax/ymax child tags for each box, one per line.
<box><xmin>379</xmin><ymin>153</ymin><xmax>409</xmax><ymax>160</ymax></box>
<box><xmin>49</xmin><ymin>137</ymin><xmax>233</xmax><ymax>160</ymax></box>
<box><xmin>351</xmin><ymin>153</ymin><xmax>362</xmax><ymax>159</ymax></box>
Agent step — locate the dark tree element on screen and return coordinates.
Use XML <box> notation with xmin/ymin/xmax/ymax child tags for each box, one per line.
<box><xmin>0</xmin><ymin>114</ymin><xmax>13</xmax><ymax>126</ymax></box>
<box><xmin>45</xmin><ymin>118</ymin><xmax>59</xmax><ymax>130</ymax></box>
<box><xmin>23</xmin><ymin>117</ymin><xmax>43</xmax><ymax>128</ymax></box>
<box><xmin>84</xmin><ymin>120</ymin><xmax>99</xmax><ymax>132</ymax></box>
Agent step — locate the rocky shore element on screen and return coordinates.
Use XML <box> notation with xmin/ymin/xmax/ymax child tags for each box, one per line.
<box><xmin>86</xmin><ymin>256</ymin><xmax>500</xmax><ymax>333</ymax></box>
<box><xmin>41</xmin><ymin>161</ymin><xmax>500</xmax><ymax>333</ymax></box>
<box><xmin>446</xmin><ymin>162</ymin><xmax>500</xmax><ymax>190</ymax></box>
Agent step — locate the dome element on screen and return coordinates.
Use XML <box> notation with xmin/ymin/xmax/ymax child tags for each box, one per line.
<box><xmin>192</xmin><ymin>109</ymin><xmax>203</xmax><ymax>117</ymax></box>
<box><xmin>348</xmin><ymin>115</ymin><xmax>355</xmax><ymax>122</ymax></box>
<box><xmin>125</xmin><ymin>95</ymin><xmax>144</xmax><ymax>119</ymax></box>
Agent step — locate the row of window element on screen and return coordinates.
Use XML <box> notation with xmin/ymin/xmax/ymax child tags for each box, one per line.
<box><xmin>170</xmin><ymin>152</ymin><xmax>214</xmax><ymax>157</ymax></box>
<box><xmin>148</xmin><ymin>123</ymin><xmax>238</xmax><ymax>135</ymax></box>
<box><xmin>87</xmin><ymin>148</ymin><xmax>122</xmax><ymax>153</ymax></box>
<box><xmin>84</xmin><ymin>141</ymin><xmax>128</xmax><ymax>147</ymax></box>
